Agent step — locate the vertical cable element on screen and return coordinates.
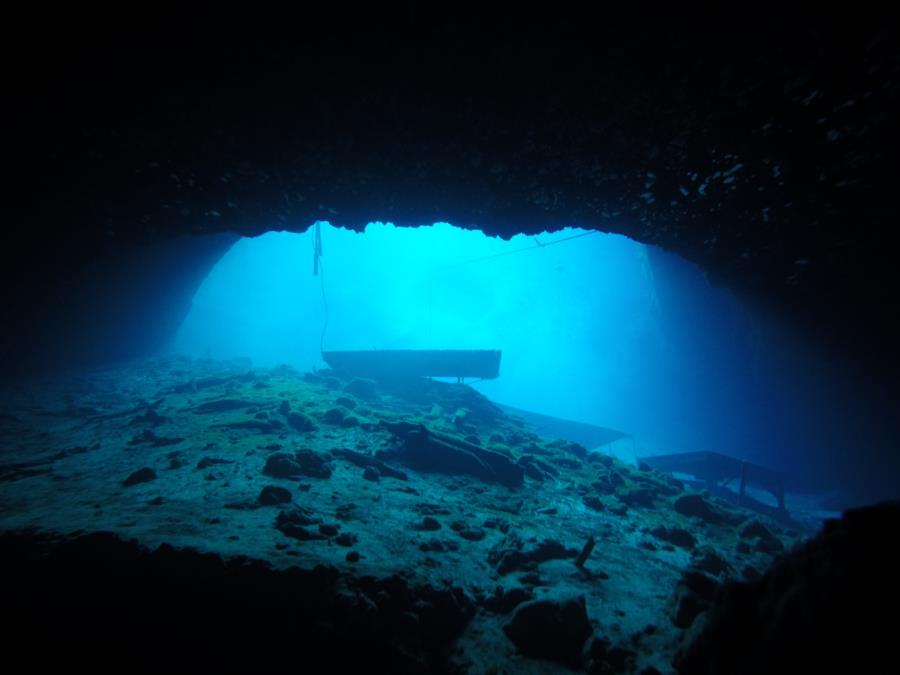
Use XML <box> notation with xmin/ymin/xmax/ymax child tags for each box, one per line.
<box><xmin>312</xmin><ymin>222</ymin><xmax>328</xmax><ymax>355</ymax></box>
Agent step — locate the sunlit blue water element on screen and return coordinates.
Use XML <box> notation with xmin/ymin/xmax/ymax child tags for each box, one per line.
<box><xmin>174</xmin><ymin>222</ymin><xmax>801</xmax><ymax>481</ymax></box>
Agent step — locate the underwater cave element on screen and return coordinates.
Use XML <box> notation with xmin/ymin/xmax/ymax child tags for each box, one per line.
<box><xmin>2</xmin><ymin>5</ymin><xmax>900</xmax><ymax>674</ymax></box>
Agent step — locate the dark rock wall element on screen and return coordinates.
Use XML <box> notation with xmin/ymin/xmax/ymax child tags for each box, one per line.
<box><xmin>2</xmin><ymin>5</ymin><xmax>899</xmax><ymax>494</ymax></box>
<box><xmin>1</xmin><ymin>232</ymin><xmax>237</xmax><ymax>375</ymax></box>
<box><xmin>676</xmin><ymin>501</ymin><xmax>900</xmax><ymax>674</ymax></box>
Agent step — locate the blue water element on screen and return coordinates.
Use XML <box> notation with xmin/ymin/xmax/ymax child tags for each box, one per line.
<box><xmin>173</xmin><ymin>222</ymin><xmax>812</xmax><ymax>488</ymax></box>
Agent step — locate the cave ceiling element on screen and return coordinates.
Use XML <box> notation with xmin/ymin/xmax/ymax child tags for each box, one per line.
<box><xmin>6</xmin><ymin>4</ymin><xmax>900</xmax><ymax>357</ymax></box>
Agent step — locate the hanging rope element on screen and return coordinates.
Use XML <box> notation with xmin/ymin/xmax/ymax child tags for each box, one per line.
<box><xmin>313</xmin><ymin>222</ymin><xmax>329</xmax><ymax>355</ymax></box>
<box><xmin>313</xmin><ymin>221</ymin><xmax>322</xmax><ymax>276</ymax></box>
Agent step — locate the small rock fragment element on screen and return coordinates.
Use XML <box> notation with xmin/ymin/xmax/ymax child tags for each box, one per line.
<box><xmin>123</xmin><ymin>467</ymin><xmax>157</xmax><ymax>487</ymax></box>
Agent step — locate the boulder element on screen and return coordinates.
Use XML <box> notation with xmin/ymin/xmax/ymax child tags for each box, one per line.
<box><xmin>503</xmin><ymin>596</ymin><xmax>592</xmax><ymax>667</ymax></box>
<box><xmin>258</xmin><ymin>485</ymin><xmax>293</xmax><ymax>505</ymax></box>
<box><xmin>650</xmin><ymin>526</ymin><xmax>696</xmax><ymax>550</ymax></box>
<box><xmin>675</xmin><ymin>493</ymin><xmax>744</xmax><ymax>526</ymax></box>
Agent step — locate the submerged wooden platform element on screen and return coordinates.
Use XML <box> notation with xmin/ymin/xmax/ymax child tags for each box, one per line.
<box><xmin>641</xmin><ymin>450</ymin><xmax>786</xmax><ymax>511</ymax></box>
<box><xmin>498</xmin><ymin>404</ymin><xmax>631</xmax><ymax>451</ymax></box>
<box><xmin>321</xmin><ymin>349</ymin><xmax>502</xmax><ymax>380</ymax></box>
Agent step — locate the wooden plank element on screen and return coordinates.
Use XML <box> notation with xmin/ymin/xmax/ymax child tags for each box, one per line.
<box><xmin>321</xmin><ymin>349</ymin><xmax>502</xmax><ymax>380</ymax></box>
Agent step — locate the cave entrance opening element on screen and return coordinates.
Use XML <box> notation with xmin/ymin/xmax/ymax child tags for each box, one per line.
<box><xmin>172</xmin><ymin>221</ymin><xmax>786</xmax><ymax>480</ymax></box>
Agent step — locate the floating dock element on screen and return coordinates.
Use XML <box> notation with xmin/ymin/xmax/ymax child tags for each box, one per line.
<box><xmin>641</xmin><ymin>450</ymin><xmax>786</xmax><ymax>511</ymax></box>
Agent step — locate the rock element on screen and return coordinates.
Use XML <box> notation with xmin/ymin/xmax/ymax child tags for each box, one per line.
<box><xmin>617</xmin><ymin>487</ymin><xmax>657</xmax><ymax>508</ymax></box>
<box><xmin>346</xmin><ymin>551</ymin><xmax>360</xmax><ymax>562</ymax></box>
<box><xmin>691</xmin><ymin>548</ymin><xmax>731</xmax><ymax>577</ymax></box>
<box><xmin>518</xmin><ymin>454</ymin><xmax>559</xmax><ymax>480</ymax></box>
<box><xmin>482</xmin><ymin>518</ymin><xmax>510</xmax><ymax>533</ymax></box>
<box><xmin>129</xmin><ymin>408</ymin><xmax>168</xmax><ymax>426</ymax></box>
<box><xmin>263</xmin><ymin>453</ymin><xmax>303</xmax><ymax>479</ymax></box>
<box><xmin>335</xmin><ymin>396</ymin><xmax>356</xmax><ymax>409</ymax></box>
<box><xmin>225</xmin><ymin>500</ymin><xmax>260</xmax><ymax>510</ymax></box>
<box><xmin>190</xmin><ymin>399</ymin><xmax>256</xmax><ymax>414</ymax></box>
<box><xmin>293</xmin><ymin>449</ymin><xmax>333</xmax><ymax>479</ymax></box>
<box><xmin>739</xmin><ymin>519</ymin><xmax>784</xmax><ymax>553</ymax></box>
<box><xmin>484</xmin><ymin>586</ymin><xmax>534</xmax><ymax>614</ymax></box>
<box><xmin>450</xmin><ymin>520</ymin><xmax>486</xmax><ymax>541</ymax></box>
<box><xmin>562</xmin><ymin>441</ymin><xmax>588</xmax><ymax>459</ymax></box>
<box><xmin>211</xmin><ymin>418</ymin><xmax>284</xmax><ymax>433</ymax></box>
<box><xmin>122</xmin><ymin>467</ymin><xmax>157</xmax><ymax>486</ymax></box>
<box><xmin>278</xmin><ymin>400</ymin><xmax>290</xmax><ymax>415</ymax></box>
<box><xmin>672</xmin><ymin>590</ymin><xmax>708</xmax><ymax>629</ymax></box>
<box><xmin>167</xmin><ymin>451</ymin><xmax>186</xmax><ymax>469</ymax></box>
<box><xmin>415</xmin><ymin>517</ymin><xmax>442</xmax><ymax>531</ymax></box>
<box><xmin>334</xmin><ymin>533</ymin><xmax>358</xmax><ymax>547</ymax></box>
<box><xmin>331</xmin><ymin>448</ymin><xmax>408</xmax><ymax>481</ymax></box>
<box><xmin>739</xmin><ymin>519</ymin><xmax>775</xmax><ymax>539</ymax></box>
<box><xmin>650</xmin><ymin>526</ymin><xmax>696</xmax><ymax>549</ymax></box>
<box><xmin>488</xmin><ymin>535</ymin><xmax>578</xmax><ymax>575</ymax></box>
<box><xmin>681</xmin><ymin>570</ymin><xmax>719</xmax><ymax>602</ymax></box>
<box><xmin>530</xmin><ymin>539</ymin><xmax>576</xmax><ymax>563</ymax></box>
<box><xmin>362</xmin><ymin>466</ymin><xmax>380</xmax><ymax>482</ymax></box>
<box><xmin>196</xmin><ymin>456</ymin><xmax>233</xmax><ymax>470</ymax></box>
<box><xmin>503</xmin><ymin>596</ymin><xmax>592</xmax><ymax>667</ymax></box>
<box><xmin>587</xmin><ymin>453</ymin><xmax>615</xmax><ymax>468</ymax></box>
<box><xmin>318</xmin><ymin>524</ymin><xmax>339</xmax><ymax>537</ymax></box>
<box><xmin>518</xmin><ymin>573</ymin><xmax>544</xmax><ymax>587</ymax></box>
<box><xmin>609</xmin><ymin>504</ymin><xmax>629</xmax><ymax>517</ymax></box>
<box><xmin>675</xmin><ymin>493</ymin><xmax>744</xmax><ymax>526</ymax></box>
<box><xmin>458</xmin><ymin>527</ymin><xmax>486</xmax><ymax>542</ymax></box>
<box><xmin>322</xmin><ymin>407</ymin><xmax>345</xmax><ymax>425</ymax></box>
<box><xmin>670</xmin><ymin>570</ymin><xmax>719</xmax><ymax>629</ymax></box>
<box><xmin>583</xmin><ymin>496</ymin><xmax>605</xmax><ymax>511</ymax></box>
<box><xmin>588</xmin><ymin>637</ymin><xmax>637</xmax><ymax>674</ymax></box>
<box><xmin>415</xmin><ymin>503</ymin><xmax>451</xmax><ymax>516</ymax></box>
<box><xmin>322</xmin><ymin>376</ymin><xmax>342</xmax><ymax>390</ymax></box>
<box><xmin>287</xmin><ymin>412</ymin><xmax>316</xmax><ymax>432</ymax></box>
<box><xmin>551</xmin><ymin>456</ymin><xmax>581</xmax><ymax>470</ymax></box>
<box><xmin>258</xmin><ymin>485</ymin><xmax>293</xmax><ymax>505</ymax></box>
<box><xmin>344</xmin><ymin>378</ymin><xmax>379</xmax><ymax>401</ymax></box>
<box><xmin>379</xmin><ymin>422</ymin><xmax>524</xmax><ymax>487</ymax></box>
<box><xmin>741</xmin><ymin>564</ymin><xmax>761</xmax><ymax>581</ymax></box>
<box><xmin>519</xmin><ymin>459</ymin><xmax>547</xmax><ymax>481</ymax></box>
<box><xmin>754</xmin><ymin>536</ymin><xmax>784</xmax><ymax>554</ymax></box>
<box><xmin>275</xmin><ymin>507</ymin><xmax>326</xmax><ymax>540</ymax></box>
<box><xmin>419</xmin><ymin>538</ymin><xmax>459</xmax><ymax>553</ymax></box>
<box><xmin>127</xmin><ymin>429</ymin><xmax>184</xmax><ymax>448</ymax></box>
<box><xmin>592</xmin><ymin>470</ymin><xmax>625</xmax><ymax>494</ymax></box>
<box><xmin>676</xmin><ymin>502</ymin><xmax>900</xmax><ymax>674</ymax></box>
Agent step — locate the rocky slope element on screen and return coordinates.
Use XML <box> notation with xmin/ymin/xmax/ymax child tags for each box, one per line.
<box><xmin>0</xmin><ymin>356</ymin><xmax>811</xmax><ymax>672</ymax></box>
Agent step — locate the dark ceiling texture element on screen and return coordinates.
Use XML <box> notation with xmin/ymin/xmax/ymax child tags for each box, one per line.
<box><xmin>4</xmin><ymin>4</ymin><xmax>899</xmax><ymax>379</ymax></box>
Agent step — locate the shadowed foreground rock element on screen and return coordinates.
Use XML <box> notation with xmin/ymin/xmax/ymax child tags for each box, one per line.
<box><xmin>503</xmin><ymin>596</ymin><xmax>593</xmax><ymax>667</ymax></box>
<box><xmin>676</xmin><ymin>501</ymin><xmax>900</xmax><ymax>674</ymax></box>
<box><xmin>0</xmin><ymin>530</ymin><xmax>474</xmax><ymax>674</ymax></box>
